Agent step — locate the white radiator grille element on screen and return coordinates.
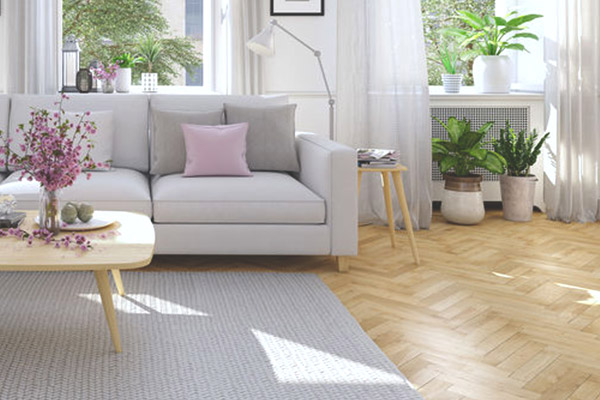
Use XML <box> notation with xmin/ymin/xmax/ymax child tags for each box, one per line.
<box><xmin>431</xmin><ymin>107</ymin><xmax>530</xmax><ymax>181</ymax></box>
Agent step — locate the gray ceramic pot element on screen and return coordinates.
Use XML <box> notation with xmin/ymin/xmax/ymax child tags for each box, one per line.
<box><xmin>499</xmin><ymin>175</ymin><xmax>537</xmax><ymax>222</ymax></box>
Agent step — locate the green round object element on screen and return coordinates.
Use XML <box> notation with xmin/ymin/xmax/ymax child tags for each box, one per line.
<box><xmin>77</xmin><ymin>203</ymin><xmax>94</xmax><ymax>223</ymax></box>
<box><xmin>61</xmin><ymin>203</ymin><xmax>78</xmax><ymax>224</ymax></box>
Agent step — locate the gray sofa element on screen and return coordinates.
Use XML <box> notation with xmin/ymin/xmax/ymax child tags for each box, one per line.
<box><xmin>0</xmin><ymin>94</ymin><xmax>357</xmax><ymax>271</ymax></box>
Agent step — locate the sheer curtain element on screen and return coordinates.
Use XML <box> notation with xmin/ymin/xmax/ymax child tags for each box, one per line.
<box><xmin>544</xmin><ymin>0</ymin><xmax>600</xmax><ymax>222</ymax></box>
<box><xmin>216</xmin><ymin>0</ymin><xmax>263</xmax><ymax>95</ymax></box>
<box><xmin>0</xmin><ymin>0</ymin><xmax>61</xmax><ymax>94</ymax></box>
<box><xmin>337</xmin><ymin>0</ymin><xmax>432</xmax><ymax>229</ymax></box>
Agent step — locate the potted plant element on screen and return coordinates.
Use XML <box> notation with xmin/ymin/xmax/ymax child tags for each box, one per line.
<box><xmin>432</xmin><ymin>117</ymin><xmax>506</xmax><ymax>225</ymax></box>
<box><xmin>444</xmin><ymin>11</ymin><xmax>542</xmax><ymax>93</ymax></box>
<box><xmin>137</xmin><ymin>35</ymin><xmax>163</xmax><ymax>93</ymax></box>
<box><xmin>493</xmin><ymin>122</ymin><xmax>549</xmax><ymax>222</ymax></box>
<box><xmin>432</xmin><ymin>41</ymin><xmax>464</xmax><ymax>94</ymax></box>
<box><xmin>90</xmin><ymin>61</ymin><xmax>120</xmax><ymax>93</ymax></box>
<box><xmin>112</xmin><ymin>53</ymin><xmax>143</xmax><ymax>93</ymax></box>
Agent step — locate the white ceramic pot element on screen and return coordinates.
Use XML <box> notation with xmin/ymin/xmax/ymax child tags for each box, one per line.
<box><xmin>442</xmin><ymin>74</ymin><xmax>463</xmax><ymax>94</ymax></box>
<box><xmin>115</xmin><ymin>68</ymin><xmax>131</xmax><ymax>93</ymax></box>
<box><xmin>473</xmin><ymin>55</ymin><xmax>512</xmax><ymax>93</ymax></box>
<box><xmin>441</xmin><ymin>174</ymin><xmax>485</xmax><ymax>225</ymax></box>
<box><xmin>141</xmin><ymin>72</ymin><xmax>158</xmax><ymax>93</ymax></box>
<box><xmin>499</xmin><ymin>174</ymin><xmax>537</xmax><ymax>222</ymax></box>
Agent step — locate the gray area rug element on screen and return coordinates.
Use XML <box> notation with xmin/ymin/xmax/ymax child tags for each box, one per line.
<box><xmin>0</xmin><ymin>271</ymin><xmax>422</xmax><ymax>399</ymax></box>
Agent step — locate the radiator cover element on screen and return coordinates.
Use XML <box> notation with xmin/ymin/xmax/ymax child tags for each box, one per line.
<box><xmin>431</xmin><ymin>107</ymin><xmax>530</xmax><ymax>181</ymax></box>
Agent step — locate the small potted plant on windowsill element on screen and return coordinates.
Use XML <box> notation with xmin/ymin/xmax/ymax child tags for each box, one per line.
<box><xmin>113</xmin><ymin>53</ymin><xmax>143</xmax><ymax>93</ymax></box>
<box><xmin>137</xmin><ymin>35</ymin><xmax>163</xmax><ymax>93</ymax></box>
<box><xmin>444</xmin><ymin>11</ymin><xmax>542</xmax><ymax>93</ymax></box>
<box><xmin>432</xmin><ymin>117</ymin><xmax>506</xmax><ymax>225</ymax></box>
<box><xmin>432</xmin><ymin>42</ymin><xmax>465</xmax><ymax>94</ymax></box>
<box><xmin>493</xmin><ymin>122</ymin><xmax>549</xmax><ymax>222</ymax></box>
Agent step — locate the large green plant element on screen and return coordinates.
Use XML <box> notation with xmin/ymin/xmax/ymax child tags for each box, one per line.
<box><xmin>63</xmin><ymin>0</ymin><xmax>202</xmax><ymax>85</ymax></box>
<box><xmin>492</xmin><ymin>122</ymin><xmax>549</xmax><ymax>176</ymax></box>
<box><xmin>432</xmin><ymin>117</ymin><xmax>506</xmax><ymax>176</ymax></box>
<box><xmin>444</xmin><ymin>11</ymin><xmax>543</xmax><ymax>56</ymax></box>
<box><xmin>421</xmin><ymin>0</ymin><xmax>495</xmax><ymax>85</ymax></box>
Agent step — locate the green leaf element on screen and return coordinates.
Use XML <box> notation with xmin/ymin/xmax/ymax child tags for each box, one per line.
<box><xmin>457</xmin><ymin>10</ymin><xmax>485</xmax><ymax>30</ymax></box>
<box><xmin>468</xmin><ymin>148</ymin><xmax>488</xmax><ymax>161</ymax></box>
<box><xmin>446</xmin><ymin>117</ymin><xmax>466</xmax><ymax>144</ymax></box>
<box><xmin>440</xmin><ymin>27</ymin><xmax>469</xmax><ymax>38</ymax></box>
<box><xmin>477</xmin><ymin>122</ymin><xmax>494</xmax><ymax>134</ymax></box>
<box><xmin>512</xmin><ymin>32</ymin><xmax>539</xmax><ymax>40</ymax></box>
<box><xmin>440</xmin><ymin>156</ymin><xmax>459</xmax><ymax>174</ymax></box>
<box><xmin>432</xmin><ymin>142</ymin><xmax>449</xmax><ymax>155</ymax></box>
<box><xmin>480</xmin><ymin>152</ymin><xmax>507</xmax><ymax>174</ymax></box>
<box><xmin>458</xmin><ymin>131</ymin><xmax>485</xmax><ymax>150</ymax></box>
<box><xmin>503</xmin><ymin>43</ymin><xmax>527</xmax><ymax>52</ymax></box>
<box><xmin>506</xmin><ymin>14</ymin><xmax>543</xmax><ymax>27</ymax></box>
<box><xmin>494</xmin><ymin>16</ymin><xmax>507</xmax><ymax>26</ymax></box>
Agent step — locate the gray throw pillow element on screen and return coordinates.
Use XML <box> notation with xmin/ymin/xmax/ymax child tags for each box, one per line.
<box><xmin>150</xmin><ymin>109</ymin><xmax>223</xmax><ymax>175</ymax></box>
<box><xmin>224</xmin><ymin>103</ymin><xmax>300</xmax><ymax>172</ymax></box>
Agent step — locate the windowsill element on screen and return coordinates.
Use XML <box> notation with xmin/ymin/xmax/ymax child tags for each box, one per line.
<box><xmin>429</xmin><ymin>86</ymin><xmax>544</xmax><ymax>101</ymax></box>
<box><xmin>127</xmin><ymin>85</ymin><xmax>218</xmax><ymax>95</ymax></box>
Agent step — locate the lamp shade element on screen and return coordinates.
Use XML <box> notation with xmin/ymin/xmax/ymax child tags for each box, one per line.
<box><xmin>247</xmin><ymin>26</ymin><xmax>275</xmax><ymax>56</ymax></box>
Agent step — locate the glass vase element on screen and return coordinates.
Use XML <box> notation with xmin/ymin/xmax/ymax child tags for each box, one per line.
<box><xmin>102</xmin><ymin>79</ymin><xmax>115</xmax><ymax>93</ymax></box>
<box><xmin>39</xmin><ymin>188</ymin><xmax>61</xmax><ymax>235</ymax></box>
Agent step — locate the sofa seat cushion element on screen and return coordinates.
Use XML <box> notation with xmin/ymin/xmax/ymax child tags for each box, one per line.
<box><xmin>152</xmin><ymin>172</ymin><xmax>325</xmax><ymax>224</ymax></box>
<box><xmin>0</xmin><ymin>168</ymin><xmax>151</xmax><ymax>216</ymax></box>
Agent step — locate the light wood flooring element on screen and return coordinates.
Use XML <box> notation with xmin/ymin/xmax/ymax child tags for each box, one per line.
<box><xmin>145</xmin><ymin>210</ymin><xmax>600</xmax><ymax>400</ymax></box>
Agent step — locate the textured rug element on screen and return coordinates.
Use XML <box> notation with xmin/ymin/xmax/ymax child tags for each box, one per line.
<box><xmin>0</xmin><ymin>271</ymin><xmax>422</xmax><ymax>399</ymax></box>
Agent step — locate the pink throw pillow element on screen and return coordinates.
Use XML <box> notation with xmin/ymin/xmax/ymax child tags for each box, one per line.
<box><xmin>181</xmin><ymin>123</ymin><xmax>252</xmax><ymax>177</ymax></box>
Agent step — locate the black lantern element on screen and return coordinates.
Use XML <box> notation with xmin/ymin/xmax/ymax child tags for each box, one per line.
<box><xmin>76</xmin><ymin>69</ymin><xmax>93</xmax><ymax>93</ymax></box>
<box><xmin>62</xmin><ymin>35</ymin><xmax>80</xmax><ymax>93</ymax></box>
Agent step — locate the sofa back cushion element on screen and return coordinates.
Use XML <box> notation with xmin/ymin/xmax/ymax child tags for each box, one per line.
<box><xmin>0</xmin><ymin>95</ymin><xmax>9</xmax><ymax>172</ymax></box>
<box><xmin>150</xmin><ymin>109</ymin><xmax>223</xmax><ymax>175</ymax></box>
<box><xmin>9</xmin><ymin>94</ymin><xmax>149</xmax><ymax>172</ymax></box>
<box><xmin>64</xmin><ymin>111</ymin><xmax>114</xmax><ymax>171</ymax></box>
<box><xmin>224</xmin><ymin>103</ymin><xmax>300</xmax><ymax>172</ymax></box>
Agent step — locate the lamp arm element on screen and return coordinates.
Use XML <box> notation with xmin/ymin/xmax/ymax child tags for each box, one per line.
<box><xmin>270</xmin><ymin>19</ymin><xmax>336</xmax><ymax>139</ymax></box>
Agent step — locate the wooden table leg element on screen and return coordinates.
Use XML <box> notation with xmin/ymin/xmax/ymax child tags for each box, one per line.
<box><xmin>381</xmin><ymin>171</ymin><xmax>397</xmax><ymax>248</ymax></box>
<box><xmin>94</xmin><ymin>270</ymin><xmax>122</xmax><ymax>353</ymax></box>
<box><xmin>358</xmin><ymin>170</ymin><xmax>363</xmax><ymax>196</ymax></box>
<box><xmin>111</xmin><ymin>269</ymin><xmax>125</xmax><ymax>296</ymax></box>
<box><xmin>391</xmin><ymin>170</ymin><xmax>420</xmax><ymax>265</ymax></box>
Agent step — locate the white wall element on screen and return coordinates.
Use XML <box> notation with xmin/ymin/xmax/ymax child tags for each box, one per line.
<box><xmin>259</xmin><ymin>0</ymin><xmax>337</xmax><ymax>137</ymax></box>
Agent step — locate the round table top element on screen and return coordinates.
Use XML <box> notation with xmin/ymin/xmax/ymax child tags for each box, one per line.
<box><xmin>0</xmin><ymin>211</ymin><xmax>155</xmax><ymax>271</ymax></box>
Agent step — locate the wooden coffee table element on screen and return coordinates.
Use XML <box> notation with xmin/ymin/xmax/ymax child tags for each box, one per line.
<box><xmin>0</xmin><ymin>211</ymin><xmax>155</xmax><ymax>353</ymax></box>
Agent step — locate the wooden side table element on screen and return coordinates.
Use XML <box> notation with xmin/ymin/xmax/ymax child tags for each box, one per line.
<box><xmin>358</xmin><ymin>164</ymin><xmax>420</xmax><ymax>265</ymax></box>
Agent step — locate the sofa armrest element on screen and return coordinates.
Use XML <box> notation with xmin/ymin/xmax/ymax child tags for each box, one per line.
<box><xmin>295</xmin><ymin>132</ymin><xmax>357</xmax><ymax>256</ymax></box>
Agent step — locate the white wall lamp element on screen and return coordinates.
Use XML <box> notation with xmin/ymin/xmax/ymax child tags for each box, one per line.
<box><xmin>247</xmin><ymin>19</ymin><xmax>335</xmax><ymax>140</ymax></box>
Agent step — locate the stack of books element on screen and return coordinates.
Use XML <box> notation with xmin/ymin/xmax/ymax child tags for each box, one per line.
<box><xmin>357</xmin><ymin>148</ymin><xmax>399</xmax><ymax>168</ymax></box>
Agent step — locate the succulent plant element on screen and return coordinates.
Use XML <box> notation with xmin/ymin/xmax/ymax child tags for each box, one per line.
<box><xmin>61</xmin><ymin>203</ymin><xmax>79</xmax><ymax>224</ymax></box>
<box><xmin>77</xmin><ymin>203</ymin><xmax>94</xmax><ymax>223</ymax></box>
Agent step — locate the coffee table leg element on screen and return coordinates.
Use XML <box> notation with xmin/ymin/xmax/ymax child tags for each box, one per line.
<box><xmin>111</xmin><ymin>269</ymin><xmax>125</xmax><ymax>296</ymax></box>
<box><xmin>94</xmin><ymin>270</ymin><xmax>122</xmax><ymax>353</ymax></box>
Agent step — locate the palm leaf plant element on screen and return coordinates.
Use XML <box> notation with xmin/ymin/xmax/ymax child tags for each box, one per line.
<box><xmin>443</xmin><ymin>10</ymin><xmax>543</xmax><ymax>56</ymax></box>
<box><xmin>492</xmin><ymin>122</ymin><xmax>549</xmax><ymax>176</ymax></box>
<box><xmin>432</xmin><ymin>117</ymin><xmax>506</xmax><ymax>176</ymax></box>
<box><xmin>137</xmin><ymin>35</ymin><xmax>163</xmax><ymax>74</ymax></box>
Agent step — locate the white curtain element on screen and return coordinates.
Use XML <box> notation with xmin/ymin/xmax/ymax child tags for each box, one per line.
<box><xmin>0</xmin><ymin>0</ymin><xmax>61</xmax><ymax>94</ymax></box>
<box><xmin>337</xmin><ymin>0</ymin><xmax>432</xmax><ymax>229</ymax></box>
<box><xmin>544</xmin><ymin>0</ymin><xmax>600</xmax><ymax>222</ymax></box>
<box><xmin>216</xmin><ymin>0</ymin><xmax>263</xmax><ymax>95</ymax></box>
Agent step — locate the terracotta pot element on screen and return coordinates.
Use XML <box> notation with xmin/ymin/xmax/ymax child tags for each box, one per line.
<box><xmin>499</xmin><ymin>174</ymin><xmax>537</xmax><ymax>222</ymax></box>
<box><xmin>441</xmin><ymin>174</ymin><xmax>485</xmax><ymax>225</ymax></box>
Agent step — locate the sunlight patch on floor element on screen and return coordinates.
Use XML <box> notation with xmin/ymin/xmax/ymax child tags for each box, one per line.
<box><xmin>252</xmin><ymin>329</ymin><xmax>411</xmax><ymax>386</ymax></box>
<box><xmin>555</xmin><ymin>283</ymin><xmax>600</xmax><ymax>305</ymax></box>
<box><xmin>79</xmin><ymin>294</ymin><xmax>210</xmax><ymax>315</ymax></box>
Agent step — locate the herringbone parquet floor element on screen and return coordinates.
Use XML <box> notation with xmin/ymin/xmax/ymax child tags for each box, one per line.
<box><xmin>147</xmin><ymin>210</ymin><xmax>600</xmax><ymax>400</ymax></box>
